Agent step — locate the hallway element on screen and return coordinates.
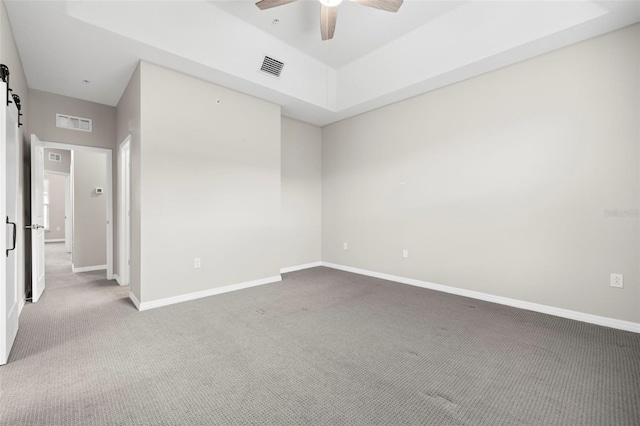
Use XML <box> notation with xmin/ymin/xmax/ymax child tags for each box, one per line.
<box><xmin>41</xmin><ymin>242</ymin><xmax>120</xmax><ymax>296</ymax></box>
<box><xmin>0</xmin><ymin>242</ymin><xmax>132</xmax><ymax>425</ymax></box>
<box><xmin>20</xmin><ymin>242</ymin><xmax>126</xmax><ymax>314</ymax></box>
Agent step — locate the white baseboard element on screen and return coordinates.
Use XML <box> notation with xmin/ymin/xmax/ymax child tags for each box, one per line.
<box><xmin>137</xmin><ymin>275</ymin><xmax>283</xmax><ymax>312</ymax></box>
<box><xmin>280</xmin><ymin>261</ymin><xmax>322</xmax><ymax>274</ymax></box>
<box><xmin>129</xmin><ymin>292</ymin><xmax>141</xmax><ymax>310</ymax></box>
<box><xmin>18</xmin><ymin>297</ymin><xmax>25</xmax><ymax>316</ymax></box>
<box><xmin>72</xmin><ymin>264</ymin><xmax>107</xmax><ymax>273</ymax></box>
<box><xmin>321</xmin><ymin>262</ymin><xmax>640</xmax><ymax>334</ymax></box>
<box><xmin>45</xmin><ymin>239</ymin><xmax>65</xmax><ymax>243</ymax></box>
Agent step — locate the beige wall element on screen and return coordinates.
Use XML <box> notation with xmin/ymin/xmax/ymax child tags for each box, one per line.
<box><xmin>322</xmin><ymin>24</ymin><xmax>640</xmax><ymax>323</ymax></box>
<box><xmin>28</xmin><ymin>89</ymin><xmax>116</xmax><ymax>150</ymax></box>
<box><xmin>44</xmin><ymin>173</ymin><xmax>65</xmax><ymax>241</ymax></box>
<box><xmin>72</xmin><ymin>151</ymin><xmax>107</xmax><ymax>269</ymax></box>
<box><xmin>1</xmin><ymin>0</ymin><xmax>28</xmax><ymax>303</ymax></box>
<box><xmin>281</xmin><ymin>117</ymin><xmax>321</xmax><ymax>269</ymax></box>
<box><xmin>116</xmin><ymin>63</ymin><xmax>141</xmax><ymax>300</ymax></box>
<box><xmin>5</xmin><ymin>0</ymin><xmax>635</xmax><ymax>328</ymax></box>
<box><xmin>138</xmin><ymin>61</ymin><xmax>281</xmax><ymax>303</ymax></box>
<box><xmin>43</xmin><ymin>148</ymin><xmax>70</xmax><ymax>174</ymax></box>
<box><xmin>28</xmin><ymin>89</ymin><xmax>117</xmax><ymax>273</ymax></box>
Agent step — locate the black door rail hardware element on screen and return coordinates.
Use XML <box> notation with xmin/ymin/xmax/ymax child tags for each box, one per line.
<box><xmin>0</xmin><ymin>64</ymin><xmax>22</xmax><ymax>126</ymax></box>
<box><xmin>12</xmin><ymin>93</ymin><xmax>22</xmax><ymax>127</ymax></box>
<box><xmin>6</xmin><ymin>216</ymin><xmax>16</xmax><ymax>257</ymax></box>
<box><xmin>0</xmin><ymin>64</ymin><xmax>10</xmax><ymax>106</ymax></box>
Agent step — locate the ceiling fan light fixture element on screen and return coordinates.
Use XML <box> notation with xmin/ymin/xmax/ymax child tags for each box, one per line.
<box><xmin>318</xmin><ymin>0</ymin><xmax>343</xmax><ymax>7</ymax></box>
<box><xmin>255</xmin><ymin>0</ymin><xmax>403</xmax><ymax>40</ymax></box>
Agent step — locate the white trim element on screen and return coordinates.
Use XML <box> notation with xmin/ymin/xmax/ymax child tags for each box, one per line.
<box><xmin>129</xmin><ymin>292</ymin><xmax>141</xmax><ymax>310</ymax></box>
<box><xmin>64</xmin><ymin>175</ymin><xmax>72</xmax><ymax>253</ymax></box>
<box><xmin>69</xmin><ymin>152</ymin><xmax>75</xmax><ymax>258</ymax></box>
<box><xmin>280</xmin><ymin>261</ymin><xmax>322</xmax><ymax>274</ymax></box>
<box><xmin>18</xmin><ymin>298</ymin><xmax>25</xmax><ymax>316</ymax></box>
<box><xmin>40</xmin><ymin>141</ymin><xmax>114</xmax><ymax>280</ymax></box>
<box><xmin>113</xmin><ymin>274</ymin><xmax>122</xmax><ymax>285</ymax></box>
<box><xmin>320</xmin><ymin>262</ymin><xmax>640</xmax><ymax>334</ymax></box>
<box><xmin>72</xmin><ymin>264</ymin><xmax>107</xmax><ymax>273</ymax></box>
<box><xmin>117</xmin><ymin>136</ymin><xmax>131</xmax><ymax>287</ymax></box>
<box><xmin>137</xmin><ymin>275</ymin><xmax>282</xmax><ymax>312</ymax></box>
<box><xmin>45</xmin><ymin>239</ymin><xmax>65</xmax><ymax>243</ymax></box>
<box><xmin>42</xmin><ymin>170</ymin><xmax>69</xmax><ymax>177</ymax></box>
<box><xmin>105</xmin><ymin>149</ymin><xmax>113</xmax><ymax>280</ymax></box>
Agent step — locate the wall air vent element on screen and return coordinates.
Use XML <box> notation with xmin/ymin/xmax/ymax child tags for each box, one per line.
<box><xmin>48</xmin><ymin>152</ymin><xmax>62</xmax><ymax>162</ymax></box>
<box><xmin>259</xmin><ymin>56</ymin><xmax>284</xmax><ymax>78</ymax></box>
<box><xmin>56</xmin><ymin>113</ymin><xmax>92</xmax><ymax>132</ymax></box>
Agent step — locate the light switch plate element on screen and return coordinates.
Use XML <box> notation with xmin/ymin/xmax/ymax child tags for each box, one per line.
<box><xmin>610</xmin><ymin>273</ymin><xmax>623</xmax><ymax>288</ymax></box>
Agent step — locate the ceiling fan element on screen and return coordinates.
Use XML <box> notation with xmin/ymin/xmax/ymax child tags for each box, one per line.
<box><xmin>255</xmin><ymin>0</ymin><xmax>403</xmax><ymax>41</ymax></box>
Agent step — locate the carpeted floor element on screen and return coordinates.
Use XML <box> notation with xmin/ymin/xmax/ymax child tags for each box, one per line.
<box><xmin>1</xmin><ymin>242</ymin><xmax>639</xmax><ymax>425</ymax></box>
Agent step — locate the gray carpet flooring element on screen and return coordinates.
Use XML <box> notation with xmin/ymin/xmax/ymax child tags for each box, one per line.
<box><xmin>1</xmin><ymin>242</ymin><xmax>639</xmax><ymax>425</ymax></box>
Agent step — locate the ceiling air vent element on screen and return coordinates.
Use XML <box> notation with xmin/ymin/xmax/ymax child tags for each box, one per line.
<box><xmin>56</xmin><ymin>113</ymin><xmax>92</xmax><ymax>132</ymax></box>
<box><xmin>259</xmin><ymin>56</ymin><xmax>284</xmax><ymax>78</ymax></box>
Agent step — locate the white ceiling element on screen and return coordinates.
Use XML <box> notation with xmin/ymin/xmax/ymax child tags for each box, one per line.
<box><xmin>214</xmin><ymin>0</ymin><xmax>465</xmax><ymax>68</ymax></box>
<box><xmin>5</xmin><ymin>1</ymin><xmax>640</xmax><ymax>126</ymax></box>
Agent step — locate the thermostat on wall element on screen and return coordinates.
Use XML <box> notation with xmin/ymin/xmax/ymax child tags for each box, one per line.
<box><xmin>95</xmin><ymin>187</ymin><xmax>104</xmax><ymax>194</ymax></box>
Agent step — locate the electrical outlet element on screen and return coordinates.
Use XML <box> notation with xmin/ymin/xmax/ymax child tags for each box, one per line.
<box><xmin>56</xmin><ymin>226</ymin><xmax>61</xmax><ymax>231</ymax></box>
<box><xmin>343</xmin><ymin>242</ymin><xmax>348</xmax><ymax>250</ymax></box>
<box><xmin>194</xmin><ymin>258</ymin><xmax>201</xmax><ymax>269</ymax></box>
<box><xmin>610</xmin><ymin>273</ymin><xmax>623</xmax><ymax>288</ymax></box>
<box><xmin>402</xmin><ymin>250</ymin><xmax>409</xmax><ymax>258</ymax></box>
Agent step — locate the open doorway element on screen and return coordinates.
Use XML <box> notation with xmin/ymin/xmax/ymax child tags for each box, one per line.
<box><xmin>29</xmin><ymin>138</ymin><xmax>114</xmax><ymax>303</ymax></box>
<box><xmin>43</xmin><ymin>154</ymin><xmax>70</xmax><ymax>247</ymax></box>
<box><xmin>42</xmin><ymin>150</ymin><xmax>72</xmax><ymax>283</ymax></box>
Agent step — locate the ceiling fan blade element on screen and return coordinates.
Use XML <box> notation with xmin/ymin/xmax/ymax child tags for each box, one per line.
<box><xmin>320</xmin><ymin>5</ymin><xmax>337</xmax><ymax>41</ymax></box>
<box><xmin>255</xmin><ymin>0</ymin><xmax>298</xmax><ymax>10</ymax></box>
<box><xmin>352</xmin><ymin>0</ymin><xmax>403</xmax><ymax>13</ymax></box>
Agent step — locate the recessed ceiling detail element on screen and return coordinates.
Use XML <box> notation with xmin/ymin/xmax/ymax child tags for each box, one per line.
<box><xmin>4</xmin><ymin>1</ymin><xmax>639</xmax><ymax>126</ymax></box>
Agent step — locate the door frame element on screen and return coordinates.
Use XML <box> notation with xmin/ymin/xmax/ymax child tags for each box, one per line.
<box><xmin>64</xmin><ymin>174</ymin><xmax>72</xmax><ymax>252</ymax></box>
<box><xmin>42</xmin><ymin>170</ymin><xmax>70</xmax><ymax>244</ymax></box>
<box><xmin>117</xmin><ymin>135</ymin><xmax>131</xmax><ymax>286</ymax></box>
<box><xmin>39</xmin><ymin>141</ymin><xmax>114</xmax><ymax>280</ymax></box>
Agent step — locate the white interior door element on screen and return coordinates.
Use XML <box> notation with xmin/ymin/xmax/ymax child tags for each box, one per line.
<box><xmin>30</xmin><ymin>134</ymin><xmax>46</xmax><ymax>303</ymax></box>
<box><xmin>1</xmin><ymin>81</ymin><xmax>20</xmax><ymax>365</ymax></box>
